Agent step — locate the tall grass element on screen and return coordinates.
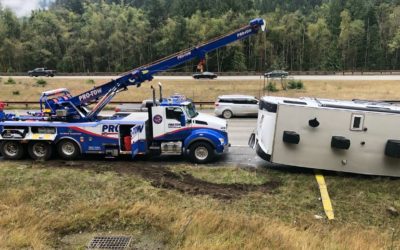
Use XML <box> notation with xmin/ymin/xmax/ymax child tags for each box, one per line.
<box><xmin>0</xmin><ymin>162</ymin><xmax>398</xmax><ymax>248</ymax></box>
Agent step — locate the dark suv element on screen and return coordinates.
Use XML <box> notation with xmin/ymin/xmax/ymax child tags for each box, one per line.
<box><xmin>28</xmin><ymin>68</ymin><xmax>56</xmax><ymax>77</ymax></box>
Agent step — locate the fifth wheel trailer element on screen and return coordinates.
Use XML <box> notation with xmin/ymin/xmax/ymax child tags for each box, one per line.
<box><xmin>249</xmin><ymin>96</ymin><xmax>400</xmax><ymax>177</ymax></box>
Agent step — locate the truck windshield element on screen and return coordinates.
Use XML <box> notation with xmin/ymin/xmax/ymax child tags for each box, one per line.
<box><xmin>183</xmin><ymin>103</ymin><xmax>198</xmax><ymax>118</ymax></box>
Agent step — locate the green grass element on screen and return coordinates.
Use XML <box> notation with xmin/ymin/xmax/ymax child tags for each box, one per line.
<box><xmin>36</xmin><ymin>78</ymin><xmax>47</xmax><ymax>87</ymax></box>
<box><xmin>0</xmin><ymin>161</ymin><xmax>399</xmax><ymax>249</ymax></box>
<box><xmin>4</xmin><ymin>77</ymin><xmax>16</xmax><ymax>85</ymax></box>
<box><xmin>171</xmin><ymin>165</ymin><xmax>270</xmax><ymax>185</ymax></box>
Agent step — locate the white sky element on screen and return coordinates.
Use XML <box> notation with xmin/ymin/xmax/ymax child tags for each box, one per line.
<box><xmin>0</xmin><ymin>0</ymin><xmax>42</xmax><ymax>17</ymax></box>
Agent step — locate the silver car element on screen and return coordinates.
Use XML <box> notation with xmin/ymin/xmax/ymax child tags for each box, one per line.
<box><xmin>214</xmin><ymin>95</ymin><xmax>259</xmax><ymax>119</ymax></box>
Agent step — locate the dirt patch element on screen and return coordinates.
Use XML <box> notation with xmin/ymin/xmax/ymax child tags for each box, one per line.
<box><xmin>152</xmin><ymin>170</ymin><xmax>280</xmax><ymax>199</ymax></box>
<box><xmin>59</xmin><ymin>161</ymin><xmax>281</xmax><ymax>199</ymax></box>
<box><xmin>113</xmin><ymin>164</ymin><xmax>279</xmax><ymax>199</ymax></box>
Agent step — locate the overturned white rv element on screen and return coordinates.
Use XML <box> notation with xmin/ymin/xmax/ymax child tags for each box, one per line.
<box><xmin>249</xmin><ymin>96</ymin><xmax>400</xmax><ymax>177</ymax></box>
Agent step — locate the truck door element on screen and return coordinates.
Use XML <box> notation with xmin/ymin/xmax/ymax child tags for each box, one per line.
<box><xmin>163</xmin><ymin>107</ymin><xmax>190</xmax><ymax>140</ymax></box>
<box><xmin>151</xmin><ymin>106</ymin><xmax>191</xmax><ymax>140</ymax></box>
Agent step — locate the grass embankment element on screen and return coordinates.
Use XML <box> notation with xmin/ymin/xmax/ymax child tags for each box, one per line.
<box><xmin>0</xmin><ymin>161</ymin><xmax>398</xmax><ymax>249</ymax></box>
<box><xmin>1</xmin><ymin>78</ymin><xmax>400</xmax><ymax>103</ymax></box>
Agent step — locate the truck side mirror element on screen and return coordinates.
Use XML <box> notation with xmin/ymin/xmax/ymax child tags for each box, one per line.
<box><xmin>180</xmin><ymin>113</ymin><xmax>186</xmax><ymax>127</ymax></box>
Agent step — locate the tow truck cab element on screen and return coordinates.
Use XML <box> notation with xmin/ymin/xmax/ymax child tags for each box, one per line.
<box><xmin>120</xmin><ymin>100</ymin><xmax>229</xmax><ymax>163</ymax></box>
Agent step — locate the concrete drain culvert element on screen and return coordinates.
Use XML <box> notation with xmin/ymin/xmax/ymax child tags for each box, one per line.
<box><xmin>88</xmin><ymin>236</ymin><xmax>132</xmax><ymax>250</ymax></box>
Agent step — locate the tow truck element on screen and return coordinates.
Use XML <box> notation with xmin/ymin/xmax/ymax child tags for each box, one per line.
<box><xmin>0</xmin><ymin>18</ymin><xmax>266</xmax><ymax>163</ymax></box>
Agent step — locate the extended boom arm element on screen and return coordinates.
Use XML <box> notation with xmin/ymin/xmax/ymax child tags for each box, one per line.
<box><xmin>53</xmin><ymin>18</ymin><xmax>266</xmax><ymax>122</ymax></box>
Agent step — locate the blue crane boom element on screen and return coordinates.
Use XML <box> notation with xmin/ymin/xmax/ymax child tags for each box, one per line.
<box><xmin>40</xmin><ymin>18</ymin><xmax>266</xmax><ymax>122</ymax></box>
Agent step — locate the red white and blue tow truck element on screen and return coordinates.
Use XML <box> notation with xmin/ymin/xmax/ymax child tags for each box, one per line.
<box><xmin>0</xmin><ymin>18</ymin><xmax>266</xmax><ymax>163</ymax></box>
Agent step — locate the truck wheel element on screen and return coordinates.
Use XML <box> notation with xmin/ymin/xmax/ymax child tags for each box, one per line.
<box><xmin>57</xmin><ymin>140</ymin><xmax>80</xmax><ymax>160</ymax></box>
<box><xmin>222</xmin><ymin>110</ymin><xmax>233</xmax><ymax>119</ymax></box>
<box><xmin>188</xmin><ymin>141</ymin><xmax>215</xmax><ymax>163</ymax></box>
<box><xmin>28</xmin><ymin>141</ymin><xmax>52</xmax><ymax>160</ymax></box>
<box><xmin>0</xmin><ymin>141</ymin><xmax>25</xmax><ymax>160</ymax></box>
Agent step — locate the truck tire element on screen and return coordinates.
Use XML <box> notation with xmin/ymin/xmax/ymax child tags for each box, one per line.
<box><xmin>222</xmin><ymin>110</ymin><xmax>233</xmax><ymax>119</ymax></box>
<box><xmin>188</xmin><ymin>141</ymin><xmax>215</xmax><ymax>163</ymax></box>
<box><xmin>57</xmin><ymin>140</ymin><xmax>80</xmax><ymax>160</ymax></box>
<box><xmin>28</xmin><ymin>141</ymin><xmax>53</xmax><ymax>160</ymax></box>
<box><xmin>0</xmin><ymin>141</ymin><xmax>25</xmax><ymax>160</ymax></box>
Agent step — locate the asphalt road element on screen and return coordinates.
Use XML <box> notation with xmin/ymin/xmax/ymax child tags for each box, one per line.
<box><xmin>5</xmin><ymin>75</ymin><xmax>400</xmax><ymax>81</ymax></box>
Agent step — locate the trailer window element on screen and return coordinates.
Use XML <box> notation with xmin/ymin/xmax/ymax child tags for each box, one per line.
<box><xmin>350</xmin><ymin>114</ymin><xmax>364</xmax><ymax>131</ymax></box>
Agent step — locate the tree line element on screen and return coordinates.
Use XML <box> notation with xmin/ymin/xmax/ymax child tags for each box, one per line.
<box><xmin>0</xmin><ymin>0</ymin><xmax>399</xmax><ymax>73</ymax></box>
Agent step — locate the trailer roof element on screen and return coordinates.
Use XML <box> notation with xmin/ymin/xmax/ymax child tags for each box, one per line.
<box><xmin>261</xmin><ymin>96</ymin><xmax>400</xmax><ymax>114</ymax></box>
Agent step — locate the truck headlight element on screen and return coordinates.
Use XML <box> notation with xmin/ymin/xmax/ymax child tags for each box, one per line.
<box><xmin>219</xmin><ymin>138</ymin><xmax>225</xmax><ymax>144</ymax></box>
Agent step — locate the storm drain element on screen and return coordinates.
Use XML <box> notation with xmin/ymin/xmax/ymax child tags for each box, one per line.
<box><xmin>88</xmin><ymin>236</ymin><xmax>132</xmax><ymax>249</ymax></box>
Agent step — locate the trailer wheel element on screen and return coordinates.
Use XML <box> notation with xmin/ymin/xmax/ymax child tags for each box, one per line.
<box><xmin>222</xmin><ymin>110</ymin><xmax>233</xmax><ymax>119</ymax></box>
<box><xmin>0</xmin><ymin>141</ymin><xmax>25</xmax><ymax>160</ymax></box>
<box><xmin>28</xmin><ymin>141</ymin><xmax>53</xmax><ymax>160</ymax></box>
<box><xmin>188</xmin><ymin>141</ymin><xmax>215</xmax><ymax>163</ymax></box>
<box><xmin>57</xmin><ymin>140</ymin><xmax>80</xmax><ymax>160</ymax></box>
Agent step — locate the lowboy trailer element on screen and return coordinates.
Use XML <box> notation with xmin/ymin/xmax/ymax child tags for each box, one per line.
<box><xmin>249</xmin><ymin>96</ymin><xmax>400</xmax><ymax>177</ymax></box>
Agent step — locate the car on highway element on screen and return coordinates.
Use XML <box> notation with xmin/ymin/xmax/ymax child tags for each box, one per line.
<box><xmin>193</xmin><ymin>71</ymin><xmax>217</xmax><ymax>79</ymax></box>
<box><xmin>264</xmin><ymin>70</ymin><xmax>288</xmax><ymax>78</ymax></box>
<box><xmin>214</xmin><ymin>95</ymin><xmax>259</xmax><ymax>119</ymax></box>
<box><xmin>28</xmin><ymin>68</ymin><xmax>56</xmax><ymax>77</ymax></box>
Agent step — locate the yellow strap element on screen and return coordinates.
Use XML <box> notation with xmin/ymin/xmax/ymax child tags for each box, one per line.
<box><xmin>315</xmin><ymin>172</ymin><xmax>335</xmax><ymax>220</ymax></box>
<box><xmin>31</xmin><ymin>134</ymin><xmax>53</xmax><ymax>140</ymax></box>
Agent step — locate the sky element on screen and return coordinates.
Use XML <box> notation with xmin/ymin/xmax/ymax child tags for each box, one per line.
<box><xmin>0</xmin><ymin>0</ymin><xmax>51</xmax><ymax>17</ymax></box>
